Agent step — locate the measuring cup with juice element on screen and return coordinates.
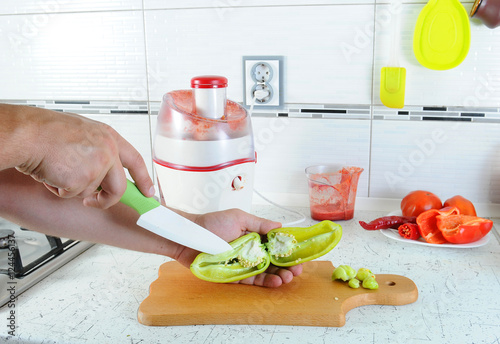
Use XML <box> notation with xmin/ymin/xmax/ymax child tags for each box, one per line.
<box><xmin>305</xmin><ymin>165</ymin><xmax>363</xmax><ymax>221</ymax></box>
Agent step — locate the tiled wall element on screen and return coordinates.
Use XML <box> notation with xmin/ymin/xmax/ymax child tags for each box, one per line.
<box><xmin>1</xmin><ymin>1</ymin><xmax>500</xmax><ymax>204</ymax></box>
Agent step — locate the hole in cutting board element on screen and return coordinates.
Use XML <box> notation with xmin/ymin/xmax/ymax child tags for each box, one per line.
<box><xmin>385</xmin><ymin>281</ymin><xmax>396</xmax><ymax>286</ymax></box>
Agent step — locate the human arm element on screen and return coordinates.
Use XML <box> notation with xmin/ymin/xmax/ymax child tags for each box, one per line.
<box><xmin>0</xmin><ymin>104</ymin><xmax>154</xmax><ymax>208</ymax></box>
<box><xmin>0</xmin><ymin>169</ymin><xmax>302</xmax><ymax>287</ymax></box>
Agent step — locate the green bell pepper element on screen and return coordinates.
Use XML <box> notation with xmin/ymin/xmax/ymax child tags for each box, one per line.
<box><xmin>190</xmin><ymin>232</ymin><xmax>270</xmax><ymax>283</ymax></box>
<box><xmin>266</xmin><ymin>220</ymin><xmax>342</xmax><ymax>267</ymax></box>
<box><xmin>190</xmin><ymin>221</ymin><xmax>342</xmax><ymax>283</ymax></box>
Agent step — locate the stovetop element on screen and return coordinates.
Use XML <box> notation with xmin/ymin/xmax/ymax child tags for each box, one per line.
<box><xmin>0</xmin><ymin>217</ymin><xmax>93</xmax><ymax>307</ymax></box>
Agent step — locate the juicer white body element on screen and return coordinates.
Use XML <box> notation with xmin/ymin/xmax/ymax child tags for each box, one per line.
<box><xmin>153</xmin><ymin>81</ymin><xmax>256</xmax><ymax>214</ymax></box>
<box><xmin>155</xmin><ymin>161</ymin><xmax>255</xmax><ymax>214</ymax></box>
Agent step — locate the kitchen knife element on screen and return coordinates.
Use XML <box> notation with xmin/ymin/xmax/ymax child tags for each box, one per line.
<box><xmin>120</xmin><ymin>180</ymin><xmax>232</xmax><ymax>255</ymax></box>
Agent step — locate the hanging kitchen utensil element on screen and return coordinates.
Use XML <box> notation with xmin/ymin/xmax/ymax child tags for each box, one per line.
<box><xmin>413</xmin><ymin>0</ymin><xmax>471</xmax><ymax>70</ymax></box>
<box><xmin>380</xmin><ymin>0</ymin><xmax>406</xmax><ymax>109</ymax></box>
<box><xmin>120</xmin><ymin>180</ymin><xmax>232</xmax><ymax>255</ymax></box>
<box><xmin>470</xmin><ymin>0</ymin><xmax>500</xmax><ymax>28</ymax></box>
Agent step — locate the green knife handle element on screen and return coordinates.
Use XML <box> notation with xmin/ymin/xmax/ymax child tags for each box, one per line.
<box><xmin>120</xmin><ymin>180</ymin><xmax>160</xmax><ymax>215</ymax></box>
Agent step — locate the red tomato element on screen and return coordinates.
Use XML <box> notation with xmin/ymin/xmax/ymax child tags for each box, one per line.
<box><xmin>416</xmin><ymin>207</ymin><xmax>460</xmax><ymax>244</ymax></box>
<box><xmin>443</xmin><ymin>195</ymin><xmax>477</xmax><ymax>216</ymax></box>
<box><xmin>436</xmin><ymin>214</ymin><xmax>492</xmax><ymax>244</ymax></box>
<box><xmin>401</xmin><ymin>190</ymin><xmax>442</xmax><ymax>217</ymax></box>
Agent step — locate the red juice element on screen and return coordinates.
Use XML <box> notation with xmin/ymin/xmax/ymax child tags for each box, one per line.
<box><xmin>306</xmin><ymin>166</ymin><xmax>363</xmax><ymax>221</ymax></box>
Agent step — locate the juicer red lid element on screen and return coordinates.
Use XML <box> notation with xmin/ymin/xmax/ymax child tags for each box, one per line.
<box><xmin>191</xmin><ymin>76</ymin><xmax>228</xmax><ymax>89</ymax></box>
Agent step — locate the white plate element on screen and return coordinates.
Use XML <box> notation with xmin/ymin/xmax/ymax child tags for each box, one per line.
<box><xmin>380</xmin><ymin>211</ymin><xmax>491</xmax><ymax>248</ymax></box>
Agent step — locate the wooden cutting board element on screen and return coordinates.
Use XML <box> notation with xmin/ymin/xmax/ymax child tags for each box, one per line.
<box><xmin>138</xmin><ymin>261</ymin><xmax>418</xmax><ymax>327</ymax></box>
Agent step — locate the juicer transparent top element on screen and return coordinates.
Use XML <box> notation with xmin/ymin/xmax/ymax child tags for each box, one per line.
<box><xmin>153</xmin><ymin>89</ymin><xmax>256</xmax><ymax>169</ymax></box>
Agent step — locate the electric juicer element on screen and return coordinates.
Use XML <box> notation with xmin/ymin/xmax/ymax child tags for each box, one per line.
<box><xmin>153</xmin><ymin>76</ymin><xmax>256</xmax><ymax>214</ymax></box>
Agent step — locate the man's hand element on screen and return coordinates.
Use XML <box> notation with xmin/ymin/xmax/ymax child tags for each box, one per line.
<box><xmin>4</xmin><ymin>105</ymin><xmax>154</xmax><ymax>209</ymax></box>
<box><xmin>175</xmin><ymin>208</ymin><xmax>303</xmax><ymax>288</ymax></box>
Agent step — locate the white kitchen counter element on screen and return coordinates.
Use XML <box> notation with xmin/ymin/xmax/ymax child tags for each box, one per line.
<box><xmin>1</xmin><ymin>205</ymin><xmax>499</xmax><ymax>344</ymax></box>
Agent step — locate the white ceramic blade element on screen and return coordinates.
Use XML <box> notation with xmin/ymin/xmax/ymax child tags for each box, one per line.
<box><xmin>137</xmin><ymin>206</ymin><xmax>232</xmax><ymax>255</ymax></box>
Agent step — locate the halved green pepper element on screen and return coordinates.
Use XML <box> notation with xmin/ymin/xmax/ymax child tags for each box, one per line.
<box><xmin>190</xmin><ymin>221</ymin><xmax>342</xmax><ymax>283</ymax></box>
<box><xmin>190</xmin><ymin>232</ymin><xmax>270</xmax><ymax>283</ymax></box>
<box><xmin>266</xmin><ymin>220</ymin><xmax>342</xmax><ymax>267</ymax></box>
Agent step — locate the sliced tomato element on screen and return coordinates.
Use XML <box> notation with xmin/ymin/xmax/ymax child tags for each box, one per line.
<box><xmin>436</xmin><ymin>214</ymin><xmax>492</xmax><ymax>244</ymax></box>
<box><xmin>416</xmin><ymin>207</ymin><xmax>460</xmax><ymax>244</ymax></box>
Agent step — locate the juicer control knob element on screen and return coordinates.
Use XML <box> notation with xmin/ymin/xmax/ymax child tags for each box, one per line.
<box><xmin>232</xmin><ymin>176</ymin><xmax>244</xmax><ymax>190</ymax></box>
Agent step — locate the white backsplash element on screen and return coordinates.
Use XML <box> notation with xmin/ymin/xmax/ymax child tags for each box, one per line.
<box><xmin>1</xmin><ymin>1</ymin><xmax>499</xmax><ymax>205</ymax></box>
<box><xmin>0</xmin><ymin>10</ymin><xmax>147</xmax><ymax>101</ymax></box>
<box><xmin>144</xmin><ymin>5</ymin><xmax>375</xmax><ymax>104</ymax></box>
<box><xmin>0</xmin><ymin>1</ymin><xmax>142</xmax><ymax>14</ymax></box>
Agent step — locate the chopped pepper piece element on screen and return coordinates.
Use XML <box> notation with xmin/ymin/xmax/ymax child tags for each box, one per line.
<box><xmin>340</xmin><ymin>265</ymin><xmax>357</xmax><ymax>280</ymax></box>
<box><xmin>355</xmin><ymin>268</ymin><xmax>373</xmax><ymax>281</ymax></box>
<box><xmin>333</xmin><ymin>266</ymin><xmax>379</xmax><ymax>290</ymax></box>
<box><xmin>362</xmin><ymin>275</ymin><xmax>379</xmax><ymax>290</ymax></box>
<box><xmin>348</xmin><ymin>278</ymin><xmax>360</xmax><ymax>289</ymax></box>
<box><xmin>190</xmin><ymin>232</ymin><xmax>270</xmax><ymax>283</ymax></box>
<box><xmin>398</xmin><ymin>223</ymin><xmax>420</xmax><ymax>240</ymax></box>
<box><xmin>267</xmin><ymin>221</ymin><xmax>342</xmax><ymax>267</ymax></box>
<box><xmin>332</xmin><ymin>266</ymin><xmax>349</xmax><ymax>281</ymax></box>
<box><xmin>332</xmin><ymin>265</ymin><xmax>356</xmax><ymax>281</ymax></box>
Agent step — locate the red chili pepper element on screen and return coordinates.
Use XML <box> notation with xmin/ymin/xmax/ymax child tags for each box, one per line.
<box><xmin>359</xmin><ymin>216</ymin><xmax>417</xmax><ymax>230</ymax></box>
<box><xmin>398</xmin><ymin>223</ymin><xmax>420</xmax><ymax>240</ymax></box>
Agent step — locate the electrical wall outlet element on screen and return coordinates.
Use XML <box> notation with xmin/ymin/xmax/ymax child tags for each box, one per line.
<box><xmin>243</xmin><ymin>56</ymin><xmax>284</xmax><ymax>109</ymax></box>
